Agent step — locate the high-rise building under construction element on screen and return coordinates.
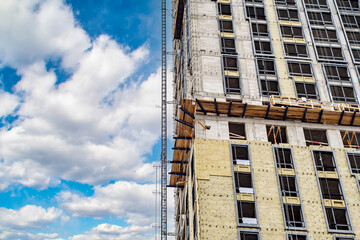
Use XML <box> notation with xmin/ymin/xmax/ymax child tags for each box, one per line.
<box><xmin>170</xmin><ymin>0</ymin><xmax>360</xmax><ymax>239</ymax></box>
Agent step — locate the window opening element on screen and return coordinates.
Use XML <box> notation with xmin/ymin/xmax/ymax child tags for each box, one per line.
<box><xmin>304</xmin><ymin>0</ymin><xmax>328</xmax><ymax>9</ymax></box>
<box><xmin>314</xmin><ymin>151</ymin><xmax>336</xmax><ymax>171</ymax></box>
<box><xmin>307</xmin><ymin>11</ymin><xmax>333</xmax><ymax>26</ymax></box>
<box><xmin>275</xmin><ymin>148</ymin><xmax>293</xmax><ymax>169</ymax></box>
<box><xmin>319</xmin><ymin>178</ymin><xmax>344</xmax><ymax>200</ymax></box>
<box><xmin>334</xmin><ymin>237</ymin><xmax>355</xmax><ymax>240</ymax></box>
<box><xmin>232</xmin><ymin>145</ymin><xmax>249</xmax><ymax>163</ymax></box>
<box><xmin>277</xmin><ymin>8</ymin><xmax>299</xmax><ymax>21</ymax></box>
<box><xmin>267</xmin><ymin>125</ymin><xmax>288</xmax><ymax>144</ymax></box>
<box><xmin>351</xmin><ymin>48</ymin><xmax>360</xmax><ymax>62</ymax></box>
<box><xmin>312</xmin><ymin>28</ymin><xmax>339</xmax><ymax>43</ymax></box>
<box><xmin>225</xmin><ymin>76</ymin><xmax>241</xmax><ymax>94</ymax></box>
<box><xmin>324</xmin><ymin>65</ymin><xmax>351</xmax><ymax>82</ymax></box>
<box><xmin>219</xmin><ymin>19</ymin><xmax>234</xmax><ymax>33</ymax></box>
<box><xmin>218</xmin><ymin>3</ymin><xmax>232</xmax><ymax>15</ymax></box>
<box><xmin>281</xmin><ymin>26</ymin><xmax>304</xmax><ymax>38</ymax></box>
<box><xmin>304</xmin><ymin>129</ymin><xmax>328</xmax><ymax>146</ymax></box>
<box><xmin>245</xmin><ymin>0</ymin><xmax>264</xmax><ymax>4</ymax></box>
<box><xmin>295</xmin><ymin>82</ymin><xmax>319</xmax><ymax>99</ymax></box>
<box><xmin>325</xmin><ymin>208</ymin><xmax>351</xmax><ymax>231</ymax></box>
<box><xmin>284</xmin><ymin>205</ymin><xmax>305</xmax><ymax>228</ymax></box>
<box><xmin>336</xmin><ymin>0</ymin><xmax>360</xmax><ymax>11</ymax></box>
<box><xmin>229</xmin><ymin>122</ymin><xmax>246</xmax><ymax>140</ymax></box>
<box><xmin>346</xmin><ymin>152</ymin><xmax>360</xmax><ymax>173</ymax></box>
<box><xmin>346</xmin><ymin>31</ymin><xmax>360</xmax><ymax>45</ymax></box>
<box><xmin>234</xmin><ymin>172</ymin><xmax>253</xmax><ymax>192</ymax></box>
<box><xmin>275</xmin><ymin>0</ymin><xmax>297</xmax><ymax>6</ymax></box>
<box><xmin>288</xmin><ymin>234</ymin><xmax>308</xmax><ymax>240</ymax></box>
<box><xmin>221</xmin><ymin>37</ymin><xmax>237</xmax><ymax>54</ymax></box>
<box><xmin>254</xmin><ymin>40</ymin><xmax>272</xmax><ymax>55</ymax></box>
<box><xmin>341</xmin><ymin>14</ymin><xmax>360</xmax><ymax>29</ymax></box>
<box><xmin>329</xmin><ymin>85</ymin><xmax>357</xmax><ymax>103</ymax></box>
<box><xmin>288</xmin><ymin>62</ymin><xmax>313</xmax><ymax>77</ymax></box>
<box><xmin>239</xmin><ymin>231</ymin><xmax>259</xmax><ymax>240</ymax></box>
<box><xmin>284</xmin><ymin>43</ymin><xmax>308</xmax><ymax>58</ymax></box>
<box><xmin>252</xmin><ymin>22</ymin><xmax>269</xmax><ymax>37</ymax></box>
<box><xmin>316</xmin><ymin>46</ymin><xmax>344</xmax><ymax>61</ymax></box>
<box><xmin>257</xmin><ymin>58</ymin><xmax>280</xmax><ymax>96</ymax></box>
<box><xmin>223</xmin><ymin>55</ymin><xmax>239</xmax><ymax>71</ymax></box>
<box><xmin>341</xmin><ymin>131</ymin><xmax>360</xmax><ymax>148</ymax></box>
<box><xmin>246</xmin><ymin>6</ymin><xmax>266</xmax><ymax>20</ymax></box>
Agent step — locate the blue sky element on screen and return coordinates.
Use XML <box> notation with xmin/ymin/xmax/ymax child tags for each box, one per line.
<box><xmin>0</xmin><ymin>0</ymin><xmax>173</xmax><ymax>239</ymax></box>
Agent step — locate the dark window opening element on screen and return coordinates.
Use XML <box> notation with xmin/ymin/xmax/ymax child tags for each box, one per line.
<box><xmin>246</xmin><ymin>6</ymin><xmax>266</xmax><ymax>20</ymax></box>
<box><xmin>218</xmin><ymin>3</ymin><xmax>232</xmax><ymax>15</ymax></box>
<box><xmin>284</xmin><ymin>43</ymin><xmax>308</xmax><ymax>58</ymax></box>
<box><xmin>225</xmin><ymin>76</ymin><xmax>241</xmax><ymax>94</ymax></box>
<box><xmin>307</xmin><ymin>11</ymin><xmax>333</xmax><ymax>26</ymax></box>
<box><xmin>336</xmin><ymin>0</ymin><xmax>359</xmax><ymax>11</ymax></box>
<box><xmin>324</xmin><ymin>65</ymin><xmax>351</xmax><ymax>82</ymax></box>
<box><xmin>341</xmin><ymin>131</ymin><xmax>360</xmax><ymax>148</ymax></box>
<box><xmin>221</xmin><ymin>38</ymin><xmax>236</xmax><ymax>54</ymax></box>
<box><xmin>304</xmin><ymin>129</ymin><xmax>328</xmax><ymax>146</ymax></box>
<box><xmin>245</xmin><ymin>0</ymin><xmax>264</xmax><ymax>4</ymax></box>
<box><xmin>304</xmin><ymin>0</ymin><xmax>328</xmax><ymax>9</ymax></box>
<box><xmin>229</xmin><ymin>122</ymin><xmax>246</xmax><ymax>140</ymax></box>
<box><xmin>267</xmin><ymin>125</ymin><xmax>287</xmax><ymax>144</ymax></box>
<box><xmin>295</xmin><ymin>82</ymin><xmax>319</xmax><ymax>99</ymax></box>
<box><xmin>281</xmin><ymin>26</ymin><xmax>304</xmax><ymax>38</ymax></box>
<box><xmin>288</xmin><ymin>62</ymin><xmax>312</xmax><ymax>77</ymax></box>
<box><xmin>254</xmin><ymin>40</ymin><xmax>272</xmax><ymax>55</ymax></box>
<box><xmin>284</xmin><ymin>205</ymin><xmax>305</xmax><ymax>228</ymax></box>
<box><xmin>351</xmin><ymin>48</ymin><xmax>360</xmax><ymax>62</ymax></box>
<box><xmin>239</xmin><ymin>231</ymin><xmax>259</xmax><ymax>240</ymax></box>
<box><xmin>252</xmin><ymin>22</ymin><xmax>269</xmax><ymax>37</ymax></box>
<box><xmin>274</xmin><ymin>148</ymin><xmax>293</xmax><ymax>169</ymax></box>
<box><xmin>232</xmin><ymin>145</ymin><xmax>249</xmax><ymax>161</ymax></box>
<box><xmin>316</xmin><ymin>46</ymin><xmax>344</xmax><ymax>61</ymax></box>
<box><xmin>325</xmin><ymin>207</ymin><xmax>351</xmax><ymax>231</ymax></box>
<box><xmin>313</xmin><ymin>150</ymin><xmax>336</xmax><ymax>171</ymax></box>
<box><xmin>279</xmin><ymin>176</ymin><xmax>298</xmax><ymax>196</ymax></box>
<box><xmin>219</xmin><ymin>19</ymin><xmax>234</xmax><ymax>33</ymax></box>
<box><xmin>288</xmin><ymin>234</ymin><xmax>308</xmax><ymax>240</ymax></box>
<box><xmin>275</xmin><ymin>0</ymin><xmax>296</xmax><ymax>6</ymax></box>
<box><xmin>330</xmin><ymin>85</ymin><xmax>357</xmax><ymax>103</ymax></box>
<box><xmin>347</xmin><ymin>152</ymin><xmax>360</xmax><ymax>173</ymax></box>
<box><xmin>334</xmin><ymin>237</ymin><xmax>355</xmax><ymax>240</ymax></box>
<box><xmin>223</xmin><ymin>55</ymin><xmax>239</xmax><ymax>71</ymax></box>
<box><xmin>346</xmin><ymin>31</ymin><xmax>360</xmax><ymax>45</ymax></box>
<box><xmin>257</xmin><ymin>58</ymin><xmax>276</xmax><ymax>75</ymax></box>
<box><xmin>341</xmin><ymin>14</ymin><xmax>360</xmax><ymax>29</ymax></box>
<box><xmin>312</xmin><ymin>28</ymin><xmax>339</xmax><ymax>43</ymax></box>
<box><xmin>238</xmin><ymin>201</ymin><xmax>256</xmax><ymax>221</ymax></box>
<box><xmin>277</xmin><ymin>9</ymin><xmax>299</xmax><ymax>21</ymax></box>
<box><xmin>319</xmin><ymin>178</ymin><xmax>344</xmax><ymax>200</ymax></box>
<box><xmin>261</xmin><ymin>79</ymin><xmax>280</xmax><ymax>96</ymax></box>
<box><xmin>234</xmin><ymin>172</ymin><xmax>253</xmax><ymax>192</ymax></box>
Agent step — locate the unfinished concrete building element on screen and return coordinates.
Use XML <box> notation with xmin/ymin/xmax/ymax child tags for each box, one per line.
<box><xmin>170</xmin><ymin>0</ymin><xmax>360</xmax><ymax>239</ymax></box>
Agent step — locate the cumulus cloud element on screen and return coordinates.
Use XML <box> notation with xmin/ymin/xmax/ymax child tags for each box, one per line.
<box><xmin>0</xmin><ymin>205</ymin><xmax>65</xmax><ymax>230</ymax></box>
<box><xmin>0</xmin><ymin>231</ymin><xmax>63</xmax><ymax>240</ymax></box>
<box><xmin>0</xmin><ymin>0</ymin><xmax>165</xmax><ymax>190</ymax></box>
<box><xmin>0</xmin><ymin>0</ymin><xmax>90</xmax><ymax>69</ymax></box>
<box><xmin>0</xmin><ymin>90</ymin><xmax>19</xmax><ymax>117</ymax></box>
<box><xmin>58</xmin><ymin>181</ymin><xmax>155</xmax><ymax>225</ymax></box>
<box><xmin>69</xmin><ymin>223</ymin><xmax>152</xmax><ymax>240</ymax></box>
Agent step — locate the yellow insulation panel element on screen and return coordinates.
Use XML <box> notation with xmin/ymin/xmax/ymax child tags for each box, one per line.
<box><xmin>193</xmin><ymin>139</ymin><xmax>360</xmax><ymax>239</ymax></box>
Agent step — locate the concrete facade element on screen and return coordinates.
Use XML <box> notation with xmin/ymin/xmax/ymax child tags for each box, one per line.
<box><xmin>171</xmin><ymin>0</ymin><xmax>360</xmax><ymax>239</ymax></box>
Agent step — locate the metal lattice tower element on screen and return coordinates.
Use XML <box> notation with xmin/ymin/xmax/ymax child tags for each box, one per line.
<box><xmin>160</xmin><ymin>0</ymin><xmax>167</xmax><ymax>238</ymax></box>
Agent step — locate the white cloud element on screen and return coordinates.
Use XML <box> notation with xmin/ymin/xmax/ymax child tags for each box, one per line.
<box><xmin>0</xmin><ymin>231</ymin><xmax>63</xmax><ymax>240</ymax></box>
<box><xmin>0</xmin><ymin>0</ymin><xmax>166</xmax><ymax>189</ymax></box>
<box><xmin>69</xmin><ymin>223</ymin><xmax>152</xmax><ymax>240</ymax></box>
<box><xmin>0</xmin><ymin>205</ymin><xmax>65</xmax><ymax>231</ymax></box>
<box><xmin>0</xmin><ymin>0</ymin><xmax>90</xmax><ymax>69</ymax></box>
<box><xmin>0</xmin><ymin>90</ymin><xmax>19</xmax><ymax>117</ymax></box>
<box><xmin>58</xmin><ymin>181</ymin><xmax>154</xmax><ymax>224</ymax></box>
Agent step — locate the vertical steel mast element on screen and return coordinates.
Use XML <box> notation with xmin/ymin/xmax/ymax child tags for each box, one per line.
<box><xmin>160</xmin><ymin>0</ymin><xmax>167</xmax><ymax>238</ymax></box>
